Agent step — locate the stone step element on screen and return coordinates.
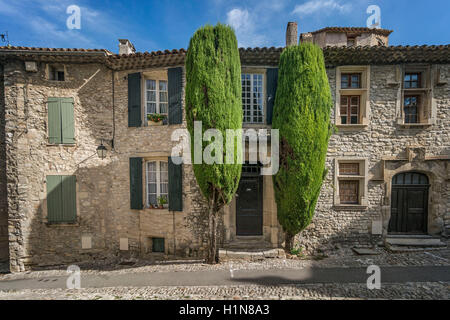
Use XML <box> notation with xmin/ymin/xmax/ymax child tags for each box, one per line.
<box><xmin>219</xmin><ymin>248</ymin><xmax>285</xmax><ymax>261</ymax></box>
<box><xmin>386</xmin><ymin>235</ymin><xmax>446</xmax><ymax>247</ymax></box>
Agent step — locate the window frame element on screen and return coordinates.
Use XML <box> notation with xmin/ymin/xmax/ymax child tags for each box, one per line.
<box><xmin>403</xmin><ymin>95</ymin><xmax>420</xmax><ymax>124</ymax></box>
<box><xmin>334</xmin><ymin>158</ymin><xmax>368</xmax><ymax>209</ymax></box>
<box><xmin>339</xmin><ymin>180</ymin><xmax>359</xmax><ymax>204</ymax></box>
<box><xmin>145</xmin><ymin>160</ymin><xmax>169</xmax><ymax>208</ymax></box>
<box><xmin>145</xmin><ymin>79</ymin><xmax>168</xmax><ymax>117</ymax></box>
<box><xmin>241</xmin><ymin>72</ymin><xmax>265</xmax><ymax>124</ymax></box>
<box><xmin>339</xmin><ymin>95</ymin><xmax>360</xmax><ymax>124</ymax></box>
<box><xmin>341</xmin><ymin>73</ymin><xmax>361</xmax><ymax>89</ymax></box>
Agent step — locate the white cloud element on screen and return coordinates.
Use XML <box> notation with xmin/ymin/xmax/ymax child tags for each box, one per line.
<box><xmin>226</xmin><ymin>8</ymin><xmax>268</xmax><ymax>47</ymax></box>
<box><xmin>292</xmin><ymin>0</ymin><xmax>351</xmax><ymax>16</ymax></box>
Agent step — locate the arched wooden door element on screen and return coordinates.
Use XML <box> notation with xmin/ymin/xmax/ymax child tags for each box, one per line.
<box><xmin>388</xmin><ymin>172</ymin><xmax>429</xmax><ymax>234</ymax></box>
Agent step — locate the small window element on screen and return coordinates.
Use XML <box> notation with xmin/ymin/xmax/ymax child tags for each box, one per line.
<box><xmin>146</xmin><ymin>79</ymin><xmax>168</xmax><ymax>116</ymax></box>
<box><xmin>152</xmin><ymin>238</ymin><xmax>165</xmax><ymax>253</ymax></box>
<box><xmin>339</xmin><ymin>180</ymin><xmax>359</xmax><ymax>204</ymax></box>
<box><xmin>146</xmin><ymin>160</ymin><xmax>168</xmax><ymax>207</ymax></box>
<box><xmin>242</xmin><ymin>73</ymin><xmax>264</xmax><ymax>123</ymax></box>
<box><xmin>404</xmin><ymin>73</ymin><xmax>421</xmax><ymax>89</ymax></box>
<box><xmin>339</xmin><ymin>163</ymin><xmax>359</xmax><ymax>175</ymax></box>
<box><xmin>49</xmin><ymin>66</ymin><xmax>65</xmax><ymax>81</ymax></box>
<box><xmin>404</xmin><ymin>95</ymin><xmax>419</xmax><ymax>123</ymax></box>
<box><xmin>347</xmin><ymin>37</ymin><xmax>356</xmax><ymax>47</ymax></box>
<box><xmin>340</xmin><ymin>95</ymin><xmax>360</xmax><ymax>124</ymax></box>
<box><xmin>341</xmin><ymin>73</ymin><xmax>361</xmax><ymax>89</ymax></box>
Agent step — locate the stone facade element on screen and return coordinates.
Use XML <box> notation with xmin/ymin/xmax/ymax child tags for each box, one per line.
<box><xmin>0</xmin><ymin>25</ymin><xmax>449</xmax><ymax>272</ymax></box>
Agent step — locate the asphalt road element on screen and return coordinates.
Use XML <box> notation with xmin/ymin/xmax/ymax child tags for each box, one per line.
<box><xmin>0</xmin><ymin>266</ymin><xmax>449</xmax><ymax>290</ymax></box>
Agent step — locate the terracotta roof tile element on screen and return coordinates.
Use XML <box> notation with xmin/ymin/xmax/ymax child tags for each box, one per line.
<box><xmin>309</xmin><ymin>27</ymin><xmax>393</xmax><ymax>36</ymax></box>
<box><xmin>0</xmin><ymin>46</ymin><xmax>111</xmax><ymax>54</ymax></box>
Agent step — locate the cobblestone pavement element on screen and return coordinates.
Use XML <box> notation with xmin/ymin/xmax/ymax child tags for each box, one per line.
<box><xmin>0</xmin><ymin>282</ymin><xmax>448</xmax><ymax>300</ymax></box>
<box><xmin>0</xmin><ymin>243</ymin><xmax>448</xmax><ymax>281</ymax></box>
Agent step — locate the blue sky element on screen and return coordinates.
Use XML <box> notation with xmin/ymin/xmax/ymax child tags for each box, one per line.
<box><xmin>0</xmin><ymin>0</ymin><xmax>449</xmax><ymax>53</ymax></box>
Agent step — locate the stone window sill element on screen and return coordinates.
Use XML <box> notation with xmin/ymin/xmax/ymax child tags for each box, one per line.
<box><xmin>398</xmin><ymin>123</ymin><xmax>432</xmax><ymax>129</ymax></box>
<box><xmin>144</xmin><ymin>207</ymin><xmax>170</xmax><ymax>214</ymax></box>
<box><xmin>45</xmin><ymin>221</ymin><xmax>79</xmax><ymax>227</ymax></box>
<box><xmin>333</xmin><ymin>204</ymin><xmax>368</xmax><ymax>211</ymax></box>
<box><xmin>336</xmin><ymin>124</ymin><xmax>368</xmax><ymax>130</ymax></box>
<box><xmin>46</xmin><ymin>143</ymin><xmax>77</xmax><ymax>147</ymax></box>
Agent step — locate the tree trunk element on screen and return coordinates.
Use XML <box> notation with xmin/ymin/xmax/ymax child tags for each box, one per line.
<box><xmin>206</xmin><ymin>192</ymin><xmax>219</xmax><ymax>264</ymax></box>
<box><xmin>284</xmin><ymin>232</ymin><xmax>294</xmax><ymax>253</ymax></box>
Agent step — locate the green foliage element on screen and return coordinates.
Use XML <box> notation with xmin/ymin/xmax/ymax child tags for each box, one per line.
<box><xmin>147</xmin><ymin>113</ymin><xmax>166</xmax><ymax>122</ymax></box>
<box><xmin>185</xmin><ymin>24</ymin><xmax>242</xmax><ymax>206</ymax></box>
<box><xmin>272</xmin><ymin>42</ymin><xmax>333</xmax><ymax>238</ymax></box>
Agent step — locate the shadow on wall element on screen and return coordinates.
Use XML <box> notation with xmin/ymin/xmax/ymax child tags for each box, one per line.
<box><xmin>0</xmin><ymin>63</ymin><xmax>8</xmax><ymax>264</ymax></box>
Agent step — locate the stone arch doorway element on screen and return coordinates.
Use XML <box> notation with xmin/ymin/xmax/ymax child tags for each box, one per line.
<box><xmin>388</xmin><ymin>172</ymin><xmax>429</xmax><ymax>234</ymax></box>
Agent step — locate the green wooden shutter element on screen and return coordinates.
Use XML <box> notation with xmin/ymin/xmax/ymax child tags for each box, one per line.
<box><xmin>48</xmin><ymin>98</ymin><xmax>62</xmax><ymax>144</ymax></box>
<box><xmin>130</xmin><ymin>157</ymin><xmax>143</xmax><ymax>209</ymax></box>
<box><xmin>61</xmin><ymin>98</ymin><xmax>75</xmax><ymax>144</ymax></box>
<box><xmin>128</xmin><ymin>73</ymin><xmax>142</xmax><ymax>127</ymax></box>
<box><xmin>61</xmin><ymin>175</ymin><xmax>77</xmax><ymax>222</ymax></box>
<box><xmin>168</xmin><ymin>156</ymin><xmax>183</xmax><ymax>211</ymax></box>
<box><xmin>168</xmin><ymin>67</ymin><xmax>183</xmax><ymax>125</ymax></box>
<box><xmin>46</xmin><ymin>175</ymin><xmax>63</xmax><ymax>222</ymax></box>
<box><xmin>266</xmin><ymin>68</ymin><xmax>278</xmax><ymax>125</ymax></box>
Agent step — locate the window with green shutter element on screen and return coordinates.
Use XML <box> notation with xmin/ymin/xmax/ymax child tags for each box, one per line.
<box><xmin>48</xmin><ymin>97</ymin><xmax>75</xmax><ymax>144</ymax></box>
<box><xmin>152</xmin><ymin>238</ymin><xmax>165</xmax><ymax>253</ymax></box>
<box><xmin>46</xmin><ymin>175</ymin><xmax>77</xmax><ymax>223</ymax></box>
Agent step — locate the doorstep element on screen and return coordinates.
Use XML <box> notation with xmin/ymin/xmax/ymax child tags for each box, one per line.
<box><xmin>219</xmin><ymin>248</ymin><xmax>286</xmax><ymax>261</ymax></box>
<box><xmin>385</xmin><ymin>234</ymin><xmax>446</xmax><ymax>247</ymax></box>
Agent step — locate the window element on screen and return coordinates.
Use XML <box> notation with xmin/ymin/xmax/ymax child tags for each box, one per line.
<box><xmin>339</xmin><ymin>163</ymin><xmax>359</xmax><ymax>175</ymax></box>
<box><xmin>339</xmin><ymin>180</ymin><xmax>359</xmax><ymax>204</ymax></box>
<box><xmin>47</xmin><ymin>97</ymin><xmax>75</xmax><ymax>144</ymax></box>
<box><xmin>242</xmin><ymin>73</ymin><xmax>264</xmax><ymax>123</ymax></box>
<box><xmin>151</xmin><ymin>238</ymin><xmax>165</xmax><ymax>253</ymax></box>
<box><xmin>404</xmin><ymin>95</ymin><xmax>419</xmax><ymax>123</ymax></box>
<box><xmin>341</xmin><ymin>73</ymin><xmax>361</xmax><ymax>89</ymax></box>
<box><xmin>347</xmin><ymin>37</ymin><xmax>356</xmax><ymax>47</ymax></box>
<box><xmin>46</xmin><ymin>175</ymin><xmax>77</xmax><ymax>223</ymax></box>
<box><xmin>146</xmin><ymin>161</ymin><xmax>168</xmax><ymax>207</ymax></box>
<box><xmin>334</xmin><ymin>159</ymin><xmax>368</xmax><ymax>207</ymax></box>
<box><xmin>49</xmin><ymin>66</ymin><xmax>64</xmax><ymax>81</ymax></box>
<box><xmin>145</xmin><ymin>79</ymin><xmax>168</xmax><ymax>116</ymax></box>
<box><xmin>340</xmin><ymin>96</ymin><xmax>359</xmax><ymax>124</ymax></box>
<box><xmin>404</xmin><ymin>73</ymin><xmax>421</xmax><ymax>89</ymax></box>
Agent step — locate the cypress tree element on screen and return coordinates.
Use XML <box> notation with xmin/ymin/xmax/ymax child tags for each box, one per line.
<box><xmin>185</xmin><ymin>24</ymin><xmax>242</xmax><ymax>263</ymax></box>
<box><xmin>272</xmin><ymin>42</ymin><xmax>333</xmax><ymax>251</ymax></box>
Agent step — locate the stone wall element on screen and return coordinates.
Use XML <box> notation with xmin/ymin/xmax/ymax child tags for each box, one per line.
<box><xmin>0</xmin><ymin>63</ymin><xmax>8</xmax><ymax>263</ymax></box>
<box><xmin>297</xmin><ymin>64</ymin><xmax>449</xmax><ymax>253</ymax></box>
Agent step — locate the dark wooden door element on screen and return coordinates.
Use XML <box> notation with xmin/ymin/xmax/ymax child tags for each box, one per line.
<box><xmin>389</xmin><ymin>172</ymin><xmax>429</xmax><ymax>234</ymax></box>
<box><xmin>236</xmin><ymin>176</ymin><xmax>263</xmax><ymax>236</ymax></box>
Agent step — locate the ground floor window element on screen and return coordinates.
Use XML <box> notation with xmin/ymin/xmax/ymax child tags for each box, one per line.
<box><xmin>339</xmin><ymin>180</ymin><xmax>359</xmax><ymax>204</ymax></box>
<box><xmin>146</xmin><ymin>160</ymin><xmax>168</xmax><ymax>207</ymax></box>
<box><xmin>334</xmin><ymin>159</ymin><xmax>368</xmax><ymax>207</ymax></box>
<box><xmin>151</xmin><ymin>237</ymin><xmax>165</xmax><ymax>253</ymax></box>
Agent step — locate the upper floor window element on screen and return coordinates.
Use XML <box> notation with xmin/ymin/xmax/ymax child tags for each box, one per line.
<box><xmin>341</xmin><ymin>73</ymin><xmax>361</xmax><ymax>89</ymax></box>
<box><xmin>49</xmin><ymin>65</ymin><xmax>65</xmax><ymax>81</ymax></box>
<box><xmin>146</xmin><ymin>160</ymin><xmax>168</xmax><ymax>208</ymax></box>
<box><xmin>347</xmin><ymin>37</ymin><xmax>356</xmax><ymax>47</ymax></box>
<box><xmin>404</xmin><ymin>73</ymin><xmax>421</xmax><ymax>89</ymax></box>
<box><xmin>340</xmin><ymin>95</ymin><xmax>359</xmax><ymax>124</ymax></box>
<box><xmin>404</xmin><ymin>95</ymin><xmax>420</xmax><ymax>123</ymax></box>
<box><xmin>242</xmin><ymin>73</ymin><xmax>264</xmax><ymax>123</ymax></box>
<box><xmin>146</xmin><ymin>79</ymin><xmax>168</xmax><ymax>116</ymax></box>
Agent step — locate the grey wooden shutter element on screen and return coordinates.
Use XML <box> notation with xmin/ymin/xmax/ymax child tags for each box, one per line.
<box><xmin>168</xmin><ymin>156</ymin><xmax>182</xmax><ymax>211</ymax></box>
<box><xmin>128</xmin><ymin>72</ymin><xmax>142</xmax><ymax>127</ymax></box>
<box><xmin>130</xmin><ymin>157</ymin><xmax>143</xmax><ymax>209</ymax></box>
<box><xmin>168</xmin><ymin>67</ymin><xmax>183</xmax><ymax>124</ymax></box>
<box><xmin>266</xmin><ymin>68</ymin><xmax>278</xmax><ymax>125</ymax></box>
<box><xmin>61</xmin><ymin>98</ymin><xmax>75</xmax><ymax>144</ymax></box>
<box><xmin>48</xmin><ymin>98</ymin><xmax>62</xmax><ymax>144</ymax></box>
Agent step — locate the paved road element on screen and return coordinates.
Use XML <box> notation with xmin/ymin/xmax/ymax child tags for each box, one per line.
<box><xmin>0</xmin><ymin>266</ymin><xmax>449</xmax><ymax>290</ymax></box>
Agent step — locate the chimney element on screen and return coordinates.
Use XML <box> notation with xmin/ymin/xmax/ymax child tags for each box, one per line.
<box><xmin>118</xmin><ymin>39</ymin><xmax>136</xmax><ymax>55</ymax></box>
<box><xmin>285</xmin><ymin>22</ymin><xmax>298</xmax><ymax>47</ymax></box>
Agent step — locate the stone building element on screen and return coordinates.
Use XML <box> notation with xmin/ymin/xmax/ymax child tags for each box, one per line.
<box><xmin>0</xmin><ymin>23</ymin><xmax>449</xmax><ymax>272</ymax></box>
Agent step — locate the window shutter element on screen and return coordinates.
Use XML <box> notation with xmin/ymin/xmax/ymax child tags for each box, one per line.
<box><xmin>128</xmin><ymin>72</ymin><xmax>142</xmax><ymax>127</ymax></box>
<box><xmin>48</xmin><ymin>98</ymin><xmax>62</xmax><ymax>144</ymax></box>
<box><xmin>266</xmin><ymin>68</ymin><xmax>278</xmax><ymax>125</ymax></box>
<box><xmin>61</xmin><ymin>175</ymin><xmax>77</xmax><ymax>222</ymax></box>
<box><xmin>168</xmin><ymin>156</ymin><xmax>183</xmax><ymax>211</ymax></box>
<box><xmin>130</xmin><ymin>157</ymin><xmax>143</xmax><ymax>209</ymax></box>
<box><xmin>46</xmin><ymin>175</ymin><xmax>63</xmax><ymax>222</ymax></box>
<box><xmin>168</xmin><ymin>67</ymin><xmax>183</xmax><ymax>125</ymax></box>
<box><xmin>61</xmin><ymin>98</ymin><xmax>75</xmax><ymax>144</ymax></box>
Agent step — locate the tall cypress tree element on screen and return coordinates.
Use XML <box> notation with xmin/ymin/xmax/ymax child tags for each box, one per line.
<box><xmin>185</xmin><ymin>24</ymin><xmax>242</xmax><ymax>263</ymax></box>
<box><xmin>272</xmin><ymin>43</ymin><xmax>333</xmax><ymax>251</ymax></box>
